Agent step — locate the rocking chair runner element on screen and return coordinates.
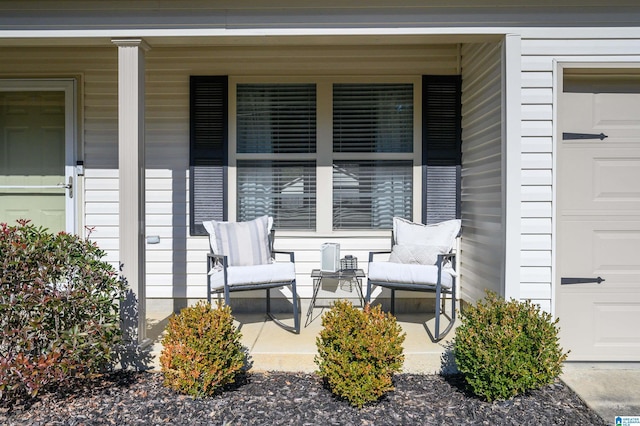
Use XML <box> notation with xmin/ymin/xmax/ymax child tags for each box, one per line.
<box><xmin>365</xmin><ymin>217</ymin><xmax>461</xmax><ymax>342</ymax></box>
<box><xmin>203</xmin><ymin>215</ymin><xmax>300</xmax><ymax>334</ymax></box>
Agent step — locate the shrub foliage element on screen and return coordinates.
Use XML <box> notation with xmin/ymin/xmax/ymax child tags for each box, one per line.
<box><xmin>0</xmin><ymin>220</ymin><xmax>126</xmax><ymax>400</ymax></box>
<box><xmin>453</xmin><ymin>291</ymin><xmax>569</xmax><ymax>401</ymax></box>
<box><xmin>315</xmin><ymin>300</ymin><xmax>405</xmax><ymax>408</ymax></box>
<box><xmin>160</xmin><ymin>301</ymin><xmax>245</xmax><ymax>397</ymax></box>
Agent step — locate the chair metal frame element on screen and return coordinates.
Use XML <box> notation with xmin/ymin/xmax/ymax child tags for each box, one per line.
<box><xmin>206</xmin><ymin>230</ymin><xmax>300</xmax><ymax>334</ymax></box>
<box><xmin>365</xmin><ymin>234</ymin><xmax>457</xmax><ymax>341</ymax></box>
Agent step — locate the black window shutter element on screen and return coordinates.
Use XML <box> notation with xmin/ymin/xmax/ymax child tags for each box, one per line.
<box><xmin>190</xmin><ymin>76</ymin><xmax>228</xmax><ymax>236</ymax></box>
<box><xmin>422</xmin><ymin>75</ymin><xmax>462</xmax><ymax>224</ymax></box>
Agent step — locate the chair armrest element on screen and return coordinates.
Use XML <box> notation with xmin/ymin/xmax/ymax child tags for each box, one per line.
<box><xmin>272</xmin><ymin>249</ymin><xmax>295</xmax><ymax>263</ymax></box>
<box><xmin>369</xmin><ymin>251</ymin><xmax>391</xmax><ymax>262</ymax></box>
<box><xmin>207</xmin><ymin>252</ymin><xmax>228</xmax><ymax>270</ymax></box>
<box><xmin>436</xmin><ymin>252</ymin><xmax>457</xmax><ymax>270</ymax></box>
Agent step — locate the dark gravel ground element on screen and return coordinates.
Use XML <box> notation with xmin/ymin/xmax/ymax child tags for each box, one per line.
<box><xmin>0</xmin><ymin>371</ymin><xmax>606</xmax><ymax>425</ymax></box>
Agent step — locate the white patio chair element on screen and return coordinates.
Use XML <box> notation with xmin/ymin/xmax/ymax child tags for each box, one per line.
<box><xmin>365</xmin><ymin>217</ymin><xmax>461</xmax><ymax>341</ymax></box>
<box><xmin>203</xmin><ymin>215</ymin><xmax>300</xmax><ymax>334</ymax></box>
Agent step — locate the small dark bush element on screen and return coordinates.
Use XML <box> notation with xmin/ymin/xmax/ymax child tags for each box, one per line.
<box><xmin>453</xmin><ymin>291</ymin><xmax>569</xmax><ymax>402</ymax></box>
<box><xmin>315</xmin><ymin>300</ymin><xmax>405</xmax><ymax>408</ymax></box>
<box><xmin>160</xmin><ymin>301</ymin><xmax>245</xmax><ymax>397</ymax></box>
<box><xmin>0</xmin><ymin>220</ymin><xmax>126</xmax><ymax>401</ymax></box>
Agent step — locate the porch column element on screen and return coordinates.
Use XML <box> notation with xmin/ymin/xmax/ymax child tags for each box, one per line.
<box><xmin>113</xmin><ymin>38</ymin><xmax>149</xmax><ymax>345</ymax></box>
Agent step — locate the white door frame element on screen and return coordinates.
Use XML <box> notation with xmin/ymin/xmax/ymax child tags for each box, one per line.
<box><xmin>0</xmin><ymin>79</ymin><xmax>78</xmax><ymax>234</ymax></box>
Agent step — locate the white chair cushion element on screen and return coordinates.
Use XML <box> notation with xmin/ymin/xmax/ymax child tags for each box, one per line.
<box><xmin>208</xmin><ymin>262</ymin><xmax>295</xmax><ymax>291</ymax></box>
<box><xmin>393</xmin><ymin>217</ymin><xmax>461</xmax><ymax>253</ymax></box>
<box><xmin>388</xmin><ymin>243</ymin><xmax>449</xmax><ymax>265</ymax></box>
<box><xmin>202</xmin><ymin>215</ymin><xmax>273</xmax><ymax>267</ymax></box>
<box><xmin>368</xmin><ymin>261</ymin><xmax>454</xmax><ymax>288</ymax></box>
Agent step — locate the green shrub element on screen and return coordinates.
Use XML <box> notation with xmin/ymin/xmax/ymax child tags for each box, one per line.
<box><xmin>453</xmin><ymin>291</ymin><xmax>569</xmax><ymax>402</ymax></box>
<box><xmin>315</xmin><ymin>300</ymin><xmax>405</xmax><ymax>408</ymax></box>
<box><xmin>160</xmin><ymin>301</ymin><xmax>245</xmax><ymax>397</ymax></box>
<box><xmin>0</xmin><ymin>220</ymin><xmax>126</xmax><ymax>401</ymax></box>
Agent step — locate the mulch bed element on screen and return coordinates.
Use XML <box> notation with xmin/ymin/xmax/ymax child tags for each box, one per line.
<box><xmin>0</xmin><ymin>371</ymin><xmax>606</xmax><ymax>425</ymax></box>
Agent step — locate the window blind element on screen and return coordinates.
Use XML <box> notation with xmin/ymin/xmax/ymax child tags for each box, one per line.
<box><xmin>333</xmin><ymin>83</ymin><xmax>413</xmax><ymax>153</ymax></box>
<box><xmin>237</xmin><ymin>84</ymin><xmax>316</xmax><ymax>154</ymax></box>
<box><xmin>237</xmin><ymin>160</ymin><xmax>316</xmax><ymax>230</ymax></box>
<box><xmin>333</xmin><ymin>160</ymin><xmax>412</xmax><ymax>230</ymax></box>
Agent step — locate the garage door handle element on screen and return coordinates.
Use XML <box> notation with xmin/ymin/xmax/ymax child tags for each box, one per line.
<box><xmin>561</xmin><ymin>277</ymin><xmax>605</xmax><ymax>285</ymax></box>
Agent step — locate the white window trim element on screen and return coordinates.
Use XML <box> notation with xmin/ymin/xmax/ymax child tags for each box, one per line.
<box><xmin>229</xmin><ymin>75</ymin><xmax>422</xmax><ymax>236</ymax></box>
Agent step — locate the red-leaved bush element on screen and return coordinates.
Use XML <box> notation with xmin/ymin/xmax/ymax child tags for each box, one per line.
<box><xmin>0</xmin><ymin>220</ymin><xmax>126</xmax><ymax>401</ymax></box>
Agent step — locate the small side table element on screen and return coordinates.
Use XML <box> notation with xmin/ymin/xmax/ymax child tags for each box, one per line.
<box><xmin>306</xmin><ymin>268</ymin><xmax>366</xmax><ymax>326</ymax></box>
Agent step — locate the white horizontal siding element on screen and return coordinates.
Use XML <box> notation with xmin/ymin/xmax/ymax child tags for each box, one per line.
<box><xmin>521</xmin><ymin>137</ymin><xmax>552</xmax><ymax>154</ymax></box>
<box><xmin>521</xmin><ymin>266</ymin><xmax>552</xmax><ymax>283</ymax></box>
<box><xmin>521</xmin><ymin>250</ymin><xmax>551</xmax><ymax>267</ymax></box>
<box><xmin>522</xmin><ymin>201</ymin><xmax>552</xmax><ymax>217</ymax></box>
<box><xmin>522</xmin><ymin>88</ymin><xmax>553</xmax><ymax>105</ymax></box>
<box><xmin>521</xmin><ymin>283</ymin><xmax>552</xmax><ymax>301</ymax></box>
<box><xmin>522</xmin><ymin>39</ymin><xmax>640</xmax><ymax>56</ymax></box>
<box><xmin>521</xmin><ymin>153</ymin><xmax>552</xmax><ymax>169</ymax></box>
<box><xmin>521</xmin><ymin>187</ymin><xmax>552</xmax><ymax>202</ymax></box>
<box><xmin>521</xmin><ymin>218</ymin><xmax>552</xmax><ymax>234</ymax></box>
<box><xmin>521</xmin><ymin>169</ymin><xmax>552</xmax><ymax>186</ymax></box>
<box><xmin>521</xmin><ymin>234</ymin><xmax>551</xmax><ymax>251</ymax></box>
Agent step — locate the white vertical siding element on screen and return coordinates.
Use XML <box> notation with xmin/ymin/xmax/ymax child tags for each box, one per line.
<box><xmin>459</xmin><ymin>41</ymin><xmax>504</xmax><ymax>304</ymax></box>
<box><xmin>520</xmin><ymin>36</ymin><xmax>640</xmax><ymax>313</ymax></box>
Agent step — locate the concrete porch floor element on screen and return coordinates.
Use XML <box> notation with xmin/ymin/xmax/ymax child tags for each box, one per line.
<box><xmin>146</xmin><ymin>300</ymin><xmax>457</xmax><ymax>374</ymax></box>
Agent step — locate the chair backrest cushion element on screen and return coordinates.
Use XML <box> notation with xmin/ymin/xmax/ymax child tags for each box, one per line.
<box><xmin>202</xmin><ymin>215</ymin><xmax>273</xmax><ymax>266</ymax></box>
<box><xmin>388</xmin><ymin>243</ymin><xmax>450</xmax><ymax>265</ymax></box>
<box><xmin>392</xmin><ymin>217</ymin><xmax>461</xmax><ymax>254</ymax></box>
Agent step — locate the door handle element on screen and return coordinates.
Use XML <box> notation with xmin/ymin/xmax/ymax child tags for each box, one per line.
<box><xmin>58</xmin><ymin>177</ymin><xmax>73</xmax><ymax>199</ymax></box>
<box><xmin>561</xmin><ymin>277</ymin><xmax>605</xmax><ymax>285</ymax></box>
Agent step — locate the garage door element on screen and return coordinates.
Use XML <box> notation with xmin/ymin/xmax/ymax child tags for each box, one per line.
<box><xmin>556</xmin><ymin>70</ymin><xmax>640</xmax><ymax>361</ymax></box>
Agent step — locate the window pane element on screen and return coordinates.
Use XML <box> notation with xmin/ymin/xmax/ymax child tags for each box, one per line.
<box><xmin>237</xmin><ymin>84</ymin><xmax>316</xmax><ymax>154</ymax></box>
<box><xmin>333</xmin><ymin>160</ymin><xmax>412</xmax><ymax>229</ymax></box>
<box><xmin>333</xmin><ymin>83</ymin><xmax>413</xmax><ymax>153</ymax></box>
<box><xmin>237</xmin><ymin>160</ymin><xmax>316</xmax><ymax>230</ymax></box>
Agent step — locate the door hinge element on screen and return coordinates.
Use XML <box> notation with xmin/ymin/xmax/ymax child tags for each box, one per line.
<box><xmin>561</xmin><ymin>277</ymin><xmax>605</xmax><ymax>285</ymax></box>
<box><xmin>562</xmin><ymin>132</ymin><xmax>608</xmax><ymax>141</ymax></box>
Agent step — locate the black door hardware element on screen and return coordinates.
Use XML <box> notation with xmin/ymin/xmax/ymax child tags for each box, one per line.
<box><xmin>562</xmin><ymin>132</ymin><xmax>608</xmax><ymax>141</ymax></box>
<box><xmin>561</xmin><ymin>277</ymin><xmax>605</xmax><ymax>285</ymax></box>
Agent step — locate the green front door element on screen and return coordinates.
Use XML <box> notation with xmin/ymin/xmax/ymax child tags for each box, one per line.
<box><xmin>0</xmin><ymin>89</ymin><xmax>69</xmax><ymax>233</ymax></box>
